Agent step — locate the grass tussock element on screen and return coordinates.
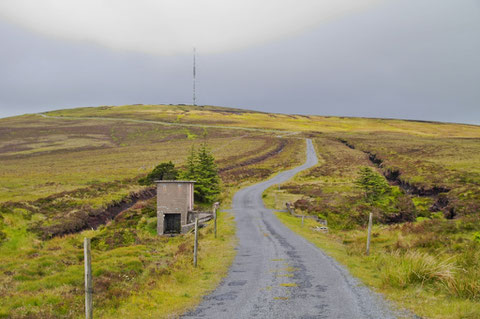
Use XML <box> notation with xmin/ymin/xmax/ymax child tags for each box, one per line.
<box><xmin>377</xmin><ymin>250</ymin><xmax>457</xmax><ymax>289</ymax></box>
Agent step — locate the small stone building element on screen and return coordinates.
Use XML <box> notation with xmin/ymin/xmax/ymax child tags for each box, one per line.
<box><xmin>155</xmin><ymin>180</ymin><xmax>195</xmax><ymax>235</ymax></box>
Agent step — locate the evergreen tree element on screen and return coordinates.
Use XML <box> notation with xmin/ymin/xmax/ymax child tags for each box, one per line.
<box><xmin>355</xmin><ymin>167</ymin><xmax>391</xmax><ymax>205</ymax></box>
<box><xmin>181</xmin><ymin>145</ymin><xmax>197</xmax><ymax>180</ymax></box>
<box><xmin>355</xmin><ymin>166</ymin><xmax>416</xmax><ymax>223</ymax></box>
<box><xmin>195</xmin><ymin>143</ymin><xmax>221</xmax><ymax>203</ymax></box>
<box><xmin>179</xmin><ymin>143</ymin><xmax>220</xmax><ymax>203</ymax></box>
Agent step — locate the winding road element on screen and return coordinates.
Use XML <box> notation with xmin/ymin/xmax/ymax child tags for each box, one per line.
<box><xmin>184</xmin><ymin>139</ymin><xmax>397</xmax><ymax>319</ymax></box>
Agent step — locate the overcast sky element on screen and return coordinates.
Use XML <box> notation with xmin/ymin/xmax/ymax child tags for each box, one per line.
<box><xmin>0</xmin><ymin>0</ymin><xmax>479</xmax><ymax>124</ymax></box>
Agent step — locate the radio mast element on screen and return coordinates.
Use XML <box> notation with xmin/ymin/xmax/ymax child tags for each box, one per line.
<box><xmin>193</xmin><ymin>47</ymin><xmax>196</xmax><ymax>106</ymax></box>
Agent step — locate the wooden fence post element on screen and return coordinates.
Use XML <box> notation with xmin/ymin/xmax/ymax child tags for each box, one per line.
<box><xmin>366</xmin><ymin>213</ymin><xmax>373</xmax><ymax>256</ymax></box>
<box><xmin>214</xmin><ymin>208</ymin><xmax>217</xmax><ymax>239</ymax></box>
<box><xmin>194</xmin><ymin>216</ymin><xmax>199</xmax><ymax>267</ymax></box>
<box><xmin>287</xmin><ymin>203</ymin><xmax>294</xmax><ymax>216</ymax></box>
<box><xmin>302</xmin><ymin>215</ymin><xmax>305</xmax><ymax>227</ymax></box>
<box><xmin>213</xmin><ymin>202</ymin><xmax>219</xmax><ymax>239</ymax></box>
<box><xmin>84</xmin><ymin>238</ymin><xmax>93</xmax><ymax>319</ymax></box>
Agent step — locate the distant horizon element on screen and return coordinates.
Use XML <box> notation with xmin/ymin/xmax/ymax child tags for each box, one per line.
<box><xmin>1</xmin><ymin>0</ymin><xmax>478</xmax><ymax>127</ymax></box>
<box><xmin>2</xmin><ymin>103</ymin><xmax>479</xmax><ymax>127</ymax></box>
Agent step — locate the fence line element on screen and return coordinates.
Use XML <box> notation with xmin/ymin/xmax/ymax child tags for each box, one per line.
<box><xmin>285</xmin><ymin>203</ymin><xmax>328</xmax><ymax>227</ymax></box>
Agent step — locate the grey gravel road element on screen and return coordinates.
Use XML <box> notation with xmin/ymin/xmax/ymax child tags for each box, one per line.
<box><xmin>184</xmin><ymin>139</ymin><xmax>397</xmax><ymax>319</ymax></box>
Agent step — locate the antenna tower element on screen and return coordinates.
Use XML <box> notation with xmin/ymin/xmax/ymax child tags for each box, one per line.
<box><xmin>193</xmin><ymin>48</ymin><xmax>196</xmax><ymax>106</ymax></box>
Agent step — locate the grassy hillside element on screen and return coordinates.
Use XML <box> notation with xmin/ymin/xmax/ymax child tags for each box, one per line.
<box><xmin>0</xmin><ymin>106</ymin><xmax>305</xmax><ymax>318</ymax></box>
<box><xmin>44</xmin><ymin>104</ymin><xmax>480</xmax><ymax>137</ymax></box>
<box><xmin>1</xmin><ymin>104</ymin><xmax>480</xmax><ymax>318</ymax></box>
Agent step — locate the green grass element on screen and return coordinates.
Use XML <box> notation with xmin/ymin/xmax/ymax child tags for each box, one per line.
<box><xmin>0</xmin><ymin>198</ymin><xmax>236</xmax><ymax>319</ymax></box>
<box><xmin>98</xmin><ymin>210</ymin><xmax>236</xmax><ymax>319</ymax></box>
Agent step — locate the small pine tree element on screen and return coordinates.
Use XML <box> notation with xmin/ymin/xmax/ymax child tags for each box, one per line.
<box><xmin>195</xmin><ymin>143</ymin><xmax>221</xmax><ymax>203</ymax></box>
<box><xmin>355</xmin><ymin>167</ymin><xmax>416</xmax><ymax>223</ymax></box>
<box><xmin>355</xmin><ymin>167</ymin><xmax>391</xmax><ymax>205</ymax></box>
<box><xmin>182</xmin><ymin>146</ymin><xmax>197</xmax><ymax>180</ymax></box>
<box><xmin>179</xmin><ymin>143</ymin><xmax>220</xmax><ymax>203</ymax></box>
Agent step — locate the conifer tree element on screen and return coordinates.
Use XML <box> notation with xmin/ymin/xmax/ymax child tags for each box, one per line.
<box><xmin>195</xmin><ymin>143</ymin><xmax>221</xmax><ymax>203</ymax></box>
<box><xmin>179</xmin><ymin>143</ymin><xmax>220</xmax><ymax>203</ymax></box>
<box><xmin>182</xmin><ymin>145</ymin><xmax>197</xmax><ymax>180</ymax></box>
<box><xmin>355</xmin><ymin>167</ymin><xmax>391</xmax><ymax>205</ymax></box>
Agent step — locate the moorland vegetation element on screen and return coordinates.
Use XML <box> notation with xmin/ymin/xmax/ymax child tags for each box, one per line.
<box><xmin>0</xmin><ymin>106</ymin><xmax>304</xmax><ymax>318</ymax></box>
<box><xmin>266</xmin><ymin>134</ymin><xmax>480</xmax><ymax>319</ymax></box>
<box><xmin>1</xmin><ymin>104</ymin><xmax>479</xmax><ymax>318</ymax></box>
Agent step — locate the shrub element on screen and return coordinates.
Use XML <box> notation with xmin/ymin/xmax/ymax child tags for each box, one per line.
<box><xmin>431</xmin><ymin>211</ymin><xmax>445</xmax><ymax>220</ymax></box>
<box><xmin>412</xmin><ymin>197</ymin><xmax>434</xmax><ymax>218</ymax></box>
<box><xmin>473</xmin><ymin>232</ymin><xmax>480</xmax><ymax>243</ymax></box>
<box><xmin>91</xmin><ymin>229</ymin><xmax>138</xmax><ymax>251</ymax></box>
<box><xmin>0</xmin><ymin>230</ymin><xmax>6</xmax><ymax>243</ymax></box>
<box><xmin>293</xmin><ymin>198</ymin><xmax>311</xmax><ymax>211</ymax></box>
<box><xmin>139</xmin><ymin>161</ymin><xmax>178</xmax><ymax>185</ymax></box>
<box><xmin>384</xmin><ymin>194</ymin><xmax>416</xmax><ymax>223</ymax></box>
<box><xmin>0</xmin><ymin>216</ymin><xmax>6</xmax><ymax>244</ymax></box>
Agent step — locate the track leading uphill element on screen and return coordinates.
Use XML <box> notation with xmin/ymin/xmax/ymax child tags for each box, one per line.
<box><xmin>184</xmin><ymin>139</ymin><xmax>397</xmax><ymax>319</ymax></box>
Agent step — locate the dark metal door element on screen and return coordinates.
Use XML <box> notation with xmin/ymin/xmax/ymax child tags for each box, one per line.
<box><xmin>165</xmin><ymin>214</ymin><xmax>181</xmax><ymax>234</ymax></box>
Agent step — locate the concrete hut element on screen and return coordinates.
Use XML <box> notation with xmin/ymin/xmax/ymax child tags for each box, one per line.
<box><xmin>155</xmin><ymin>180</ymin><xmax>195</xmax><ymax>235</ymax></box>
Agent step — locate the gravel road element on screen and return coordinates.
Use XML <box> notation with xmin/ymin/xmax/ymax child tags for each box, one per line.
<box><xmin>184</xmin><ymin>139</ymin><xmax>398</xmax><ymax>319</ymax></box>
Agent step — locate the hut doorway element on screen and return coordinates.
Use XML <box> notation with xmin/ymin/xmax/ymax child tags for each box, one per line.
<box><xmin>164</xmin><ymin>214</ymin><xmax>181</xmax><ymax>234</ymax></box>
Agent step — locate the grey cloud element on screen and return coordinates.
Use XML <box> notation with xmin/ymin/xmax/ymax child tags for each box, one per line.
<box><xmin>0</xmin><ymin>0</ymin><xmax>378</xmax><ymax>55</ymax></box>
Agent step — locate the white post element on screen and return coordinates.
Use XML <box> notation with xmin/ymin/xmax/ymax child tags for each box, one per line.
<box><xmin>366</xmin><ymin>213</ymin><xmax>373</xmax><ymax>256</ymax></box>
<box><xmin>84</xmin><ymin>238</ymin><xmax>93</xmax><ymax>319</ymax></box>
